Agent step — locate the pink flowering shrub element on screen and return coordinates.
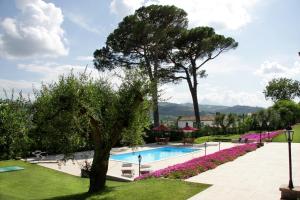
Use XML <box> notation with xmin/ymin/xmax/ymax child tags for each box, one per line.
<box><xmin>135</xmin><ymin>144</ymin><xmax>257</xmax><ymax>180</ymax></box>
<box><xmin>240</xmin><ymin>130</ymin><xmax>282</xmax><ymax>142</ymax></box>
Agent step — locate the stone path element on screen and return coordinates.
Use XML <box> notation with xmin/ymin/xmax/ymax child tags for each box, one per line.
<box><xmin>187</xmin><ymin>143</ymin><xmax>300</xmax><ymax>200</ymax></box>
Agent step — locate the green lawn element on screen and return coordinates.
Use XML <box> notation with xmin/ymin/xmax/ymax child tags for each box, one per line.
<box><xmin>0</xmin><ymin>160</ymin><xmax>210</xmax><ymax>200</ymax></box>
<box><xmin>194</xmin><ymin>134</ymin><xmax>241</xmax><ymax>144</ymax></box>
<box><xmin>272</xmin><ymin>124</ymin><xmax>300</xmax><ymax>143</ymax></box>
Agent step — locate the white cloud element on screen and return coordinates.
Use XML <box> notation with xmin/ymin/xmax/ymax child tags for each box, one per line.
<box><xmin>0</xmin><ymin>79</ymin><xmax>34</xmax><ymax>90</ymax></box>
<box><xmin>0</xmin><ymin>0</ymin><xmax>68</xmax><ymax>59</ymax></box>
<box><xmin>17</xmin><ymin>63</ymin><xmax>99</xmax><ymax>83</ymax></box>
<box><xmin>1</xmin><ymin>62</ymin><xmax>125</xmax><ymax>99</ymax></box>
<box><xmin>255</xmin><ymin>60</ymin><xmax>300</xmax><ymax>82</ymax></box>
<box><xmin>0</xmin><ymin>79</ymin><xmax>36</xmax><ymax>99</ymax></box>
<box><xmin>16</xmin><ymin>63</ymin><xmax>124</xmax><ymax>89</ymax></box>
<box><xmin>110</xmin><ymin>0</ymin><xmax>144</xmax><ymax>16</ymax></box>
<box><xmin>66</xmin><ymin>12</ymin><xmax>102</xmax><ymax>35</ymax></box>
<box><xmin>76</xmin><ymin>56</ymin><xmax>94</xmax><ymax>62</ymax></box>
<box><xmin>110</xmin><ymin>0</ymin><xmax>260</xmax><ymax>30</ymax></box>
<box><xmin>203</xmin><ymin>54</ymin><xmax>251</xmax><ymax>74</ymax></box>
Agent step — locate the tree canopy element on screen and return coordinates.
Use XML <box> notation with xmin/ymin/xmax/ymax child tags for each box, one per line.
<box><xmin>264</xmin><ymin>78</ymin><xmax>300</xmax><ymax>102</ymax></box>
<box><xmin>93</xmin><ymin>5</ymin><xmax>188</xmax><ymax>126</ymax></box>
<box><xmin>272</xmin><ymin>100</ymin><xmax>300</xmax><ymax>127</ymax></box>
<box><xmin>32</xmin><ymin>75</ymin><xmax>92</xmax><ymax>154</ymax></box>
<box><xmin>169</xmin><ymin>27</ymin><xmax>238</xmax><ymax>127</ymax></box>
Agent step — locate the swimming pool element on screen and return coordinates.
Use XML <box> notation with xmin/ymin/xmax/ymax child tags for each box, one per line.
<box><xmin>110</xmin><ymin>146</ymin><xmax>200</xmax><ymax>164</ymax></box>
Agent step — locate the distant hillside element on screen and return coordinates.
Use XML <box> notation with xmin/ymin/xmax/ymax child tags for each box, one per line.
<box><xmin>158</xmin><ymin>102</ymin><xmax>263</xmax><ymax>120</ymax></box>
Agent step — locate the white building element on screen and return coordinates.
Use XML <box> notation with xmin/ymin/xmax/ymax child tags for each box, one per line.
<box><xmin>177</xmin><ymin>115</ymin><xmax>215</xmax><ymax>128</ymax></box>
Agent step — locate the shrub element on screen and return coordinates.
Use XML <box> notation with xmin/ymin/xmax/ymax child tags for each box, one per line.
<box><xmin>0</xmin><ymin>97</ymin><xmax>32</xmax><ymax>160</ymax></box>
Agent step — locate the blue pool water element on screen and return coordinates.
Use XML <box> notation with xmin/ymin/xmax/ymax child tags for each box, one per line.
<box><xmin>110</xmin><ymin>147</ymin><xmax>200</xmax><ymax>164</ymax></box>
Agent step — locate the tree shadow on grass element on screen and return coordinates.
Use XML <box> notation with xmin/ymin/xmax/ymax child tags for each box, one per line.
<box><xmin>42</xmin><ymin>186</ymin><xmax>117</xmax><ymax>200</ymax></box>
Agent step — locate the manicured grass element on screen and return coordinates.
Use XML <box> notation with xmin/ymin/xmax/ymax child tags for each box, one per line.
<box><xmin>0</xmin><ymin>160</ymin><xmax>210</xmax><ymax>200</ymax></box>
<box><xmin>195</xmin><ymin>134</ymin><xmax>241</xmax><ymax>144</ymax></box>
<box><xmin>272</xmin><ymin>124</ymin><xmax>300</xmax><ymax>143</ymax></box>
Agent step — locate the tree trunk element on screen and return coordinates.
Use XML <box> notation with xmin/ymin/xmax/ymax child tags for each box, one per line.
<box><xmin>88</xmin><ymin>117</ymin><xmax>111</xmax><ymax>193</ymax></box>
<box><xmin>190</xmin><ymin>87</ymin><xmax>201</xmax><ymax>128</ymax></box>
<box><xmin>152</xmin><ymin>82</ymin><xmax>160</xmax><ymax>127</ymax></box>
<box><xmin>146</xmin><ymin>61</ymin><xmax>160</xmax><ymax>127</ymax></box>
<box><xmin>88</xmin><ymin>146</ymin><xmax>110</xmax><ymax>193</ymax></box>
<box><xmin>184</xmin><ymin>65</ymin><xmax>201</xmax><ymax>128</ymax></box>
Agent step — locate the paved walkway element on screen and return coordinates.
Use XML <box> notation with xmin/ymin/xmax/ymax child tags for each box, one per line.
<box><xmin>187</xmin><ymin>143</ymin><xmax>300</xmax><ymax>200</ymax></box>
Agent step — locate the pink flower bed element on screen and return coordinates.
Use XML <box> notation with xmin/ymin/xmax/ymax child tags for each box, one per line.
<box><xmin>240</xmin><ymin>131</ymin><xmax>282</xmax><ymax>142</ymax></box>
<box><xmin>135</xmin><ymin>144</ymin><xmax>257</xmax><ymax>180</ymax></box>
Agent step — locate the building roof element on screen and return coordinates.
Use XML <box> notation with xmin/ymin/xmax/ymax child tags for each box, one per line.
<box><xmin>178</xmin><ymin>115</ymin><xmax>215</xmax><ymax>121</ymax></box>
<box><xmin>152</xmin><ymin>124</ymin><xmax>170</xmax><ymax>131</ymax></box>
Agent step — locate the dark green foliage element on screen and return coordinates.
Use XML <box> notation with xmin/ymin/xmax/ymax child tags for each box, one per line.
<box><xmin>31</xmin><ymin>75</ymin><xmax>92</xmax><ymax>154</ymax></box>
<box><xmin>172</xmin><ymin>27</ymin><xmax>238</xmax><ymax>66</ymax></box>
<box><xmin>266</xmin><ymin>108</ymin><xmax>281</xmax><ymax>130</ymax></box>
<box><xmin>272</xmin><ymin>100</ymin><xmax>300</xmax><ymax>127</ymax></box>
<box><xmin>264</xmin><ymin>78</ymin><xmax>300</xmax><ymax>102</ymax></box>
<box><xmin>0</xmin><ymin>96</ymin><xmax>32</xmax><ymax>160</ymax></box>
<box><xmin>241</xmin><ymin>100</ymin><xmax>300</xmax><ymax>131</ymax></box>
<box><xmin>214</xmin><ymin>113</ymin><xmax>237</xmax><ymax>133</ymax></box>
<box><xmin>256</xmin><ymin>109</ymin><xmax>282</xmax><ymax>130</ymax></box>
<box><xmin>94</xmin><ymin>5</ymin><xmax>187</xmax><ymax>73</ymax></box>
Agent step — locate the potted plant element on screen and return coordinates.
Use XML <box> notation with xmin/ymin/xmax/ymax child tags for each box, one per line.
<box><xmin>79</xmin><ymin>160</ymin><xmax>91</xmax><ymax>178</ymax></box>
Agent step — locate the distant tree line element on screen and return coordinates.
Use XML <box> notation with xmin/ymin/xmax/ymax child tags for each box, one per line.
<box><xmin>213</xmin><ymin>99</ymin><xmax>299</xmax><ymax>132</ymax></box>
<box><xmin>199</xmin><ymin>77</ymin><xmax>300</xmax><ymax>136</ymax></box>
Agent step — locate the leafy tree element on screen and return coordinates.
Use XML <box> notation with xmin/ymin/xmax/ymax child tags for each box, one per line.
<box><xmin>248</xmin><ymin>113</ymin><xmax>259</xmax><ymax>131</ymax></box>
<box><xmin>32</xmin><ymin>79</ymin><xmax>92</xmax><ymax>154</ymax></box>
<box><xmin>93</xmin><ymin>5</ymin><xmax>188</xmax><ymax>127</ymax></box>
<box><xmin>0</xmin><ymin>95</ymin><xmax>32</xmax><ymax>160</ymax></box>
<box><xmin>264</xmin><ymin>78</ymin><xmax>300</xmax><ymax>102</ymax></box>
<box><xmin>242</xmin><ymin>115</ymin><xmax>255</xmax><ymax>132</ymax></box>
<box><xmin>256</xmin><ymin>109</ymin><xmax>270</xmax><ymax>130</ymax></box>
<box><xmin>266</xmin><ymin>108</ymin><xmax>281</xmax><ymax>130</ymax></box>
<box><xmin>256</xmin><ymin>108</ymin><xmax>282</xmax><ymax>131</ymax></box>
<box><xmin>214</xmin><ymin>113</ymin><xmax>225</xmax><ymax>132</ymax></box>
<box><xmin>272</xmin><ymin>100</ymin><xmax>300</xmax><ymax>127</ymax></box>
<box><xmin>214</xmin><ymin>113</ymin><xmax>236</xmax><ymax>133</ymax></box>
<box><xmin>34</xmin><ymin>71</ymin><xmax>150</xmax><ymax>192</ymax></box>
<box><xmin>236</xmin><ymin>114</ymin><xmax>250</xmax><ymax>134</ymax></box>
<box><xmin>169</xmin><ymin>27</ymin><xmax>238</xmax><ymax>127</ymax></box>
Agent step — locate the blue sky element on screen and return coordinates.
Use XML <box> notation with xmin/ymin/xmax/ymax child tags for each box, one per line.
<box><xmin>0</xmin><ymin>0</ymin><xmax>299</xmax><ymax>107</ymax></box>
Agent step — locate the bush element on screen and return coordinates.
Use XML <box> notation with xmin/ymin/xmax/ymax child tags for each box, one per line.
<box><xmin>30</xmin><ymin>76</ymin><xmax>94</xmax><ymax>154</ymax></box>
<box><xmin>0</xmin><ymin>97</ymin><xmax>32</xmax><ymax>160</ymax></box>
